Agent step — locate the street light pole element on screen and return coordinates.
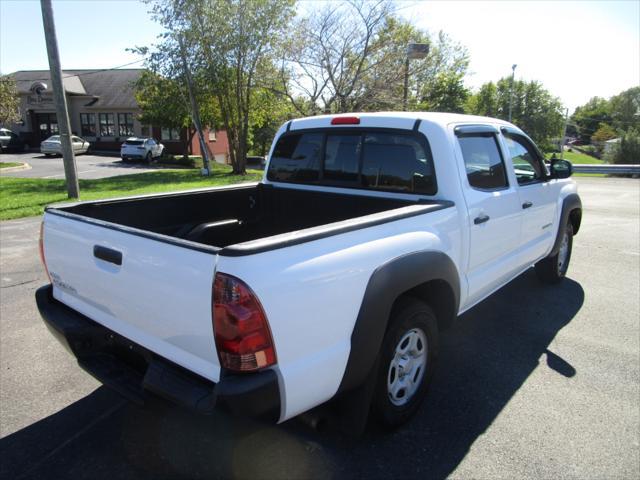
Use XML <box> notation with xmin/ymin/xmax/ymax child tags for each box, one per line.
<box><xmin>402</xmin><ymin>43</ymin><xmax>429</xmax><ymax>112</ymax></box>
<box><xmin>41</xmin><ymin>0</ymin><xmax>79</xmax><ymax>198</ymax></box>
<box><xmin>508</xmin><ymin>63</ymin><xmax>517</xmax><ymax>122</ymax></box>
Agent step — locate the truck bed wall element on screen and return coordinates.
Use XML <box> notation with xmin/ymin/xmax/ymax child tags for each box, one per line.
<box><xmin>60</xmin><ymin>184</ymin><xmax>417</xmax><ymax>248</ymax></box>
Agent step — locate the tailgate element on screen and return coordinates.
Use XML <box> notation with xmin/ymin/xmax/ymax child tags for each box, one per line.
<box><xmin>43</xmin><ymin>211</ymin><xmax>221</xmax><ymax>382</ymax></box>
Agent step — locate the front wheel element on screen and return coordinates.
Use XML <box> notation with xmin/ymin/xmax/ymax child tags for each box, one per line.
<box><xmin>535</xmin><ymin>221</ymin><xmax>574</xmax><ymax>283</ymax></box>
<box><xmin>145</xmin><ymin>151</ymin><xmax>153</xmax><ymax>164</ymax></box>
<box><xmin>372</xmin><ymin>297</ymin><xmax>438</xmax><ymax>429</ymax></box>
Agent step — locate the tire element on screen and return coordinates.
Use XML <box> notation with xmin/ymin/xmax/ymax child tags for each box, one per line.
<box><xmin>145</xmin><ymin>151</ymin><xmax>152</xmax><ymax>164</ymax></box>
<box><xmin>535</xmin><ymin>221</ymin><xmax>574</xmax><ymax>284</ymax></box>
<box><xmin>372</xmin><ymin>297</ymin><xmax>439</xmax><ymax>429</ymax></box>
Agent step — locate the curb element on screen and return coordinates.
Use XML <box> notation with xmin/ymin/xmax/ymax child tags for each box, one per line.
<box><xmin>0</xmin><ymin>162</ymin><xmax>31</xmax><ymax>174</ymax></box>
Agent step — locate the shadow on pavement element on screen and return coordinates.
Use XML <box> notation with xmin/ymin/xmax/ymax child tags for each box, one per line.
<box><xmin>0</xmin><ymin>269</ymin><xmax>584</xmax><ymax>480</ymax></box>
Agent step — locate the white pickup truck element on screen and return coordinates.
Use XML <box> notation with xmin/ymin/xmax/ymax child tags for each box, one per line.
<box><xmin>36</xmin><ymin>112</ymin><xmax>582</xmax><ymax>430</ymax></box>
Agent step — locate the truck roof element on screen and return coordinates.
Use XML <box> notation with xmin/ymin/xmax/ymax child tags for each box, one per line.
<box><xmin>287</xmin><ymin>111</ymin><xmax>515</xmax><ymax>133</ymax></box>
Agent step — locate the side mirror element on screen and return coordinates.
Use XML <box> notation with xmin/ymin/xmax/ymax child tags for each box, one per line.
<box><xmin>550</xmin><ymin>159</ymin><xmax>573</xmax><ymax>179</ymax></box>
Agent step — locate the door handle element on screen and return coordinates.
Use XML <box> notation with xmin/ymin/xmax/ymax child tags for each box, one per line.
<box><xmin>522</xmin><ymin>201</ymin><xmax>533</xmax><ymax>209</ymax></box>
<box><xmin>94</xmin><ymin>245</ymin><xmax>122</xmax><ymax>266</ymax></box>
<box><xmin>474</xmin><ymin>214</ymin><xmax>490</xmax><ymax>225</ymax></box>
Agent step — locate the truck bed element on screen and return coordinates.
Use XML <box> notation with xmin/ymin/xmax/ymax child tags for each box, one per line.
<box><xmin>48</xmin><ymin>183</ymin><xmax>447</xmax><ymax>253</ymax></box>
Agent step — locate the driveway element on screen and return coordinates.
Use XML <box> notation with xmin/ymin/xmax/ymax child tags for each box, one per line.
<box><xmin>0</xmin><ymin>151</ymin><xmax>156</xmax><ymax>179</ymax></box>
<box><xmin>0</xmin><ymin>177</ymin><xmax>638</xmax><ymax>479</ymax></box>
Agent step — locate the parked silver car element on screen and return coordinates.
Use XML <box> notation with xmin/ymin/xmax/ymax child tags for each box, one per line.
<box><xmin>40</xmin><ymin>135</ymin><xmax>90</xmax><ymax>156</ymax></box>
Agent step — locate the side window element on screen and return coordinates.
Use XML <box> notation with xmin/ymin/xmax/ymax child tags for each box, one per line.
<box><xmin>267</xmin><ymin>133</ymin><xmax>322</xmax><ymax>182</ymax></box>
<box><xmin>504</xmin><ymin>135</ymin><xmax>545</xmax><ymax>185</ymax></box>
<box><xmin>362</xmin><ymin>133</ymin><xmax>434</xmax><ymax>194</ymax></box>
<box><xmin>458</xmin><ymin>135</ymin><xmax>508</xmax><ymax>190</ymax></box>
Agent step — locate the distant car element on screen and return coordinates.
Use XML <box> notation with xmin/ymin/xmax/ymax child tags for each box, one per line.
<box><xmin>40</xmin><ymin>135</ymin><xmax>90</xmax><ymax>156</ymax></box>
<box><xmin>246</xmin><ymin>155</ymin><xmax>267</xmax><ymax>167</ymax></box>
<box><xmin>0</xmin><ymin>128</ymin><xmax>26</xmax><ymax>152</ymax></box>
<box><xmin>120</xmin><ymin>137</ymin><xmax>164</xmax><ymax>163</ymax></box>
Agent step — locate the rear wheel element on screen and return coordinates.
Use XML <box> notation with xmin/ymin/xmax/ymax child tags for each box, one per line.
<box><xmin>372</xmin><ymin>297</ymin><xmax>438</xmax><ymax>428</ymax></box>
<box><xmin>535</xmin><ymin>221</ymin><xmax>574</xmax><ymax>283</ymax></box>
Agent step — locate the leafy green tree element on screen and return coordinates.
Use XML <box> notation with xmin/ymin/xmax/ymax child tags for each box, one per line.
<box><xmin>144</xmin><ymin>0</ymin><xmax>295</xmax><ymax>174</ymax></box>
<box><xmin>0</xmin><ymin>75</ymin><xmax>20</xmax><ymax>126</ymax></box>
<box><xmin>571</xmin><ymin>97</ymin><xmax>611</xmax><ymax>143</ymax></box>
<box><xmin>134</xmin><ymin>70</ymin><xmax>219</xmax><ymax>158</ymax></box>
<box><xmin>608</xmin><ymin>86</ymin><xmax>640</xmax><ymax>132</ymax></box>
<box><xmin>591</xmin><ymin>123</ymin><xmax>617</xmax><ymax>143</ymax></box>
<box><xmin>466</xmin><ymin>77</ymin><xmax>564</xmax><ymax>151</ymax></box>
<box><xmin>605</xmin><ymin>128</ymin><xmax>640</xmax><ymax>165</ymax></box>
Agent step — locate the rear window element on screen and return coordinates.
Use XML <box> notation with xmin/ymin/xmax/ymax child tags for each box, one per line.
<box><xmin>47</xmin><ymin>136</ymin><xmax>60</xmax><ymax>141</ymax></box>
<box><xmin>125</xmin><ymin>140</ymin><xmax>144</xmax><ymax>146</ymax></box>
<box><xmin>267</xmin><ymin>130</ymin><xmax>436</xmax><ymax>195</ymax></box>
<box><xmin>458</xmin><ymin>135</ymin><xmax>508</xmax><ymax>190</ymax></box>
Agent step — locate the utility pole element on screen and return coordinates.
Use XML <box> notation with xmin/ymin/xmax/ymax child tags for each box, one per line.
<box><xmin>560</xmin><ymin>108</ymin><xmax>569</xmax><ymax>159</ymax></box>
<box><xmin>402</xmin><ymin>56</ymin><xmax>411</xmax><ymax>111</ymax></box>
<box><xmin>178</xmin><ymin>35</ymin><xmax>211</xmax><ymax>176</ymax></box>
<box><xmin>508</xmin><ymin>64</ymin><xmax>517</xmax><ymax>122</ymax></box>
<box><xmin>40</xmin><ymin>0</ymin><xmax>79</xmax><ymax>198</ymax></box>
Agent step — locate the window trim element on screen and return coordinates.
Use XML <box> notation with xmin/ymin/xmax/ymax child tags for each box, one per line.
<box><xmin>117</xmin><ymin>113</ymin><xmax>135</xmax><ymax>137</ymax></box>
<box><xmin>501</xmin><ymin>128</ymin><xmax>549</xmax><ymax>186</ymax></box>
<box><xmin>267</xmin><ymin>127</ymin><xmax>438</xmax><ymax>196</ymax></box>
<box><xmin>98</xmin><ymin>113</ymin><xmax>115</xmax><ymax>137</ymax></box>
<box><xmin>79</xmin><ymin>113</ymin><xmax>96</xmax><ymax>137</ymax></box>
<box><xmin>457</xmin><ymin>132</ymin><xmax>510</xmax><ymax>192</ymax></box>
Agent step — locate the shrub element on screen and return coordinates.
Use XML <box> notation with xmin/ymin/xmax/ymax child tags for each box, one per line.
<box><xmin>605</xmin><ymin>128</ymin><xmax>640</xmax><ymax>165</ymax></box>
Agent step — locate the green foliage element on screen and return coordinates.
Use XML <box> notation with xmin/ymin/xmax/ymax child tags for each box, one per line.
<box><xmin>466</xmin><ymin>77</ymin><xmax>564</xmax><ymax>152</ymax></box>
<box><xmin>591</xmin><ymin>123</ymin><xmax>617</xmax><ymax>143</ymax></box>
<box><xmin>0</xmin><ymin>75</ymin><xmax>20</xmax><ymax>126</ymax></box>
<box><xmin>606</xmin><ymin>86</ymin><xmax>639</xmax><ymax>133</ymax></box>
<box><xmin>571</xmin><ymin>96</ymin><xmax>612</xmax><ymax>143</ymax></box>
<box><xmin>605</xmin><ymin>128</ymin><xmax>640</xmax><ymax>165</ymax></box>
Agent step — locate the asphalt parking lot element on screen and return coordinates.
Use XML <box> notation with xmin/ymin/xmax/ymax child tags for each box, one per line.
<box><xmin>0</xmin><ymin>151</ymin><xmax>155</xmax><ymax>179</ymax></box>
<box><xmin>0</xmin><ymin>177</ymin><xmax>638</xmax><ymax>480</ymax></box>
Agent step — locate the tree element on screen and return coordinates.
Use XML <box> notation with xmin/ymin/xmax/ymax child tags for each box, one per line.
<box><xmin>279</xmin><ymin>6</ymin><xmax>471</xmax><ymax>114</ymax></box>
<box><xmin>608</xmin><ymin>86</ymin><xmax>640</xmax><ymax>132</ymax></box>
<box><xmin>143</xmin><ymin>0</ymin><xmax>295</xmax><ymax>174</ymax></box>
<box><xmin>571</xmin><ymin>96</ymin><xmax>611</xmax><ymax>143</ymax></box>
<box><xmin>466</xmin><ymin>77</ymin><xmax>564</xmax><ymax>151</ymax></box>
<box><xmin>591</xmin><ymin>123</ymin><xmax>617</xmax><ymax>143</ymax></box>
<box><xmin>134</xmin><ymin>70</ymin><xmax>218</xmax><ymax>158</ymax></box>
<box><xmin>0</xmin><ymin>75</ymin><xmax>20</xmax><ymax>126</ymax></box>
<box><xmin>605</xmin><ymin>128</ymin><xmax>640</xmax><ymax>166</ymax></box>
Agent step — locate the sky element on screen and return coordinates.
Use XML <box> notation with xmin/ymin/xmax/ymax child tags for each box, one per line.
<box><xmin>1</xmin><ymin>0</ymin><xmax>638</xmax><ymax>113</ymax></box>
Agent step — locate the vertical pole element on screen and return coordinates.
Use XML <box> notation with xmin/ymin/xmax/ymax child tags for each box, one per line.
<box><xmin>508</xmin><ymin>64</ymin><xmax>517</xmax><ymax>122</ymax></box>
<box><xmin>402</xmin><ymin>56</ymin><xmax>410</xmax><ymax>111</ymax></box>
<box><xmin>40</xmin><ymin>0</ymin><xmax>79</xmax><ymax>198</ymax></box>
<box><xmin>178</xmin><ymin>35</ymin><xmax>211</xmax><ymax>176</ymax></box>
<box><xmin>560</xmin><ymin>108</ymin><xmax>569</xmax><ymax>159</ymax></box>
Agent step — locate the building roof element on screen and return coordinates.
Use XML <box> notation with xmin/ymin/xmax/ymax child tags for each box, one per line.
<box><xmin>9</xmin><ymin>69</ymin><xmax>143</xmax><ymax>109</ymax></box>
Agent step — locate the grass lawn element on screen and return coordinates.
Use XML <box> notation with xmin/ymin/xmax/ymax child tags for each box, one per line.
<box><xmin>0</xmin><ymin>162</ymin><xmax>24</xmax><ymax>169</ymax></box>
<box><xmin>0</xmin><ymin>166</ymin><xmax>262</xmax><ymax>221</ymax></box>
<box><xmin>547</xmin><ymin>150</ymin><xmax>605</xmax><ymax>177</ymax></box>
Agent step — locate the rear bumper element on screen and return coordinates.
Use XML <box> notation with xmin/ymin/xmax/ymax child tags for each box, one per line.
<box><xmin>35</xmin><ymin>285</ymin><xmax>281</xmax><ymax>421</ymax></box>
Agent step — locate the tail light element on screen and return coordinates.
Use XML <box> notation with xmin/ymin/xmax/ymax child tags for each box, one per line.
<box><xmin>212</xmin><ymin>272</ymin><xmax>276</xmax><ymax>372</ymax></box>
<box><xmin>331</xmin><ymin>116</ymin><xmax>360</xmax><ymax>125</ymax></box>
<box><xmin>39</xmin><ymin>221</ymin><xmax>52</xmax><ymax>283</ymax></box>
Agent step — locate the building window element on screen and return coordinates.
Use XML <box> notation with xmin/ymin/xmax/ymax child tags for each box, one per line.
<box><xmin>98</xmin><ymin>113</ymin><xmax>115</xmax><ymax>137</ymax></box>
<box><xmin>161</xmin><ymin>127</ymin><xmax>180</xmax><ymax>141</ymax></box>
<box><xmin>80</xmin><ymin>113</ymin><xmax>96</xmax><ymax>137</ymax></box>
<box><xmin>118</xmin><ymin>113</ymin><xmax>134</xmax><ymax>137</ymax></box>
<box><xmin>208</xmin><ymin>130</ymin><xmax>216</xmax><ymax>141</ymax></box>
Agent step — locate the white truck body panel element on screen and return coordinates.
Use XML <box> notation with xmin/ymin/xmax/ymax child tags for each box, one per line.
<box><xmin>40</xmin><ymin>111</ymin><xmax>580</xmax><ymax>424</ymax></box>
<box><xmin>44</xmin><ymin>213</ymin><xmax>221</xmax><ymax>382</ymax></box>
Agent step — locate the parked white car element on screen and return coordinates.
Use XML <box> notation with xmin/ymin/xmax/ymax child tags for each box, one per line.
<box><xmin>120</xmin><ymin>137</ymin><xmax>164</xmax><ymax>163</ymax></box>
<box><xmin>36</xmin><ymin>112</ymin><xmax>581</xmax><ymax>432</ymax></box>
<box><xmin>40</xmin><ymin>135</ymin><xmax>90</xmax><ymax>156</ymax></box>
